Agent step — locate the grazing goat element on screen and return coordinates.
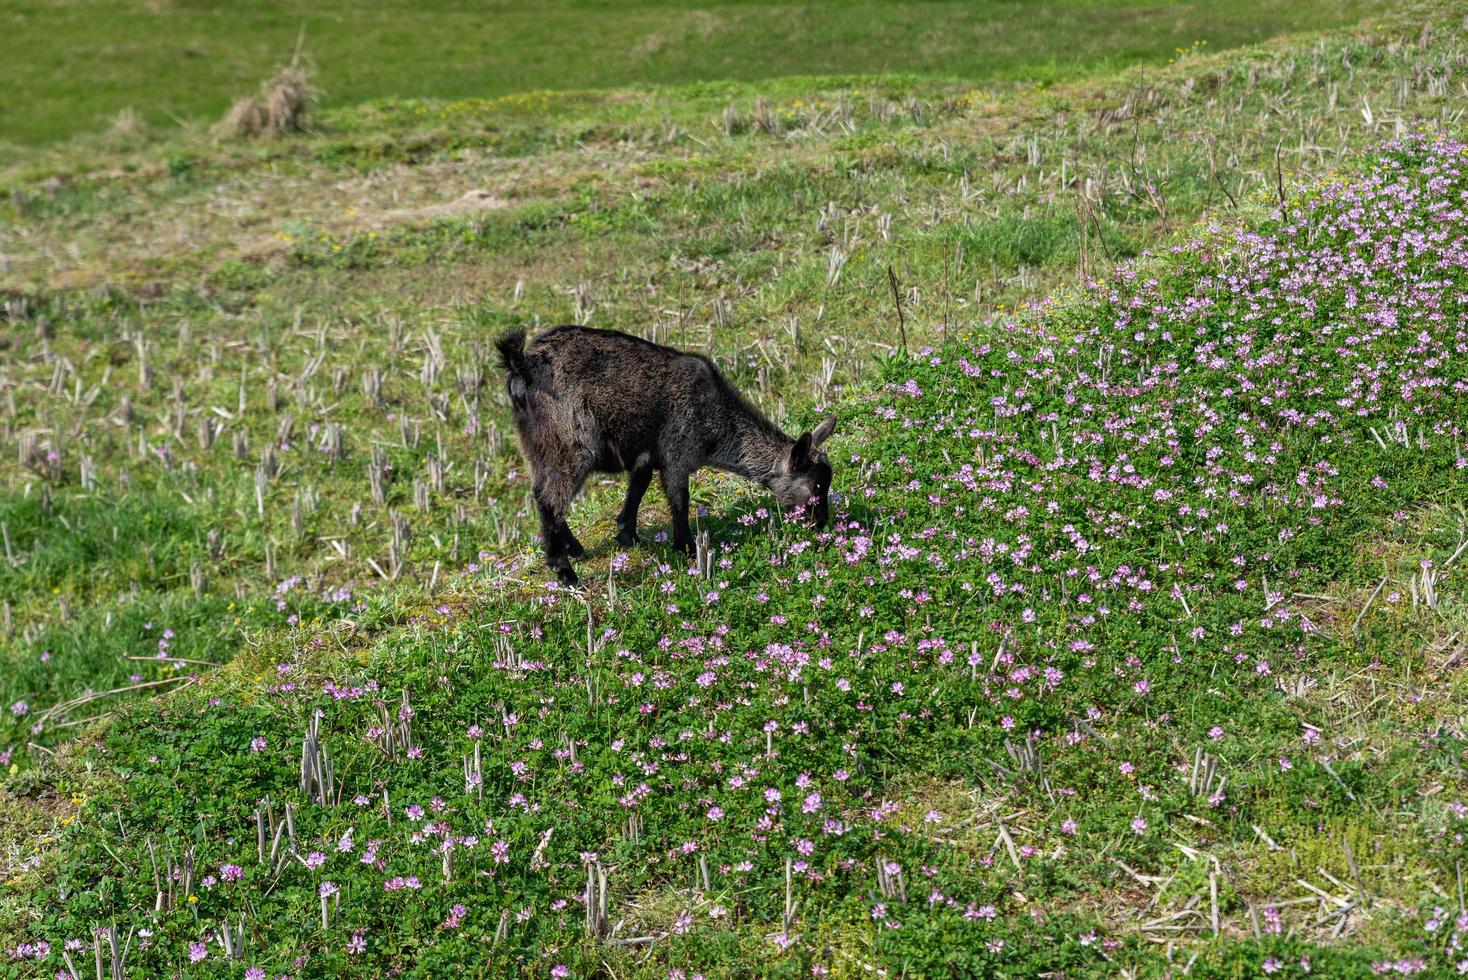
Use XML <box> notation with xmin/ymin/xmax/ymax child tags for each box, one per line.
<box><xmin>495</xmin><ymin>326</ymin><xmax>835</xmax><ymax>585</ymax></box>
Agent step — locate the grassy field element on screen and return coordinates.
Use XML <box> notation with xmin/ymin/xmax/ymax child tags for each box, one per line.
<box><xmin>3</xmin><ymin>0</ymin><xmax>1468</xmax><ymax>976</ymax></box>
<box><xmin>1</xmin><ymin>0</ymin><xmax>1385</xmax><ymax>150</ymax></box>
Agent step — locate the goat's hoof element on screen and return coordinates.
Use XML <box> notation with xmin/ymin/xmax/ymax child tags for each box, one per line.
<box><xmin>554</xmin><ymin>566</ymin><xmax>580</xmax><ymax>587</ymax></box>
<box><xmin>614</xmin><ymin>528</ymin><xmax>639</xmax><ymax>547</ymax></box>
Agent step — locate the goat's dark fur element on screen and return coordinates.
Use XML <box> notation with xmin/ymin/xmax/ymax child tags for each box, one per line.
<box><xmin>495</xmin><ymin>325</ymin><xmax>835</xmax><ymax>585</ymax></box>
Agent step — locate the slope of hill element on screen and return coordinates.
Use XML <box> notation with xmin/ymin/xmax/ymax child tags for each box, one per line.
<box><xmin>2</xmin><ymin>5</ymin><xmax>1462</xmax><ymax>757</ymax></box>
<box><xmin>6</xmin><ymin>128</ymin><xmax>1468</xmax><ymax>976</ymax></box>
<box><xmin>2</xmin><ymin>2</ymin><xmax>1467</xmax><ymax>976</ymax></box>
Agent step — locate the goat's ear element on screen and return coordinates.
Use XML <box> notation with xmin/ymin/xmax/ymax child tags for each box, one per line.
<box><xmin>812</xmin><ymin>416</ymin><xmax>836</xmax><ymax>447</ymax></box>
<box><xmin>789</xmin><ymin>431</ymin><xmax>813</xmax><ymax>470</ymax></box>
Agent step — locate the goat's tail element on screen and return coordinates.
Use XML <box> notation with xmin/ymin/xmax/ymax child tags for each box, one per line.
<box><xmin>495</xmin><ymin>328</ymin><xmax>531</xmax><ymax>405</ymax></box>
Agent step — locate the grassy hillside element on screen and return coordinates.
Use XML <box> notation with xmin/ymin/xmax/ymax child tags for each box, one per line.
<box><xmin>2</xmin><ymin>1</ymin><xmax>1467</xmax><ymax>976</ymax></box>
<box><xmin>4</xmin><ymin>127</ymin><xmax>1467</xmax><ymax>978</ymax></box>
<box><xmin>1</xmin><ymin>1</ymin><xmax>1461</xmax><ymax>745</ymax></box>
<box><xmin>2</xmin><ymin>0</ymin><xmax>1385</xmax><ymax>149</ymax></box>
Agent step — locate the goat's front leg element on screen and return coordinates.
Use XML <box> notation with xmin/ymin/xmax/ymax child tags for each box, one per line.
<box><xmin>660</xmin><ymin>468</ymin><xmax>695</xmax><ymax>556</ymax></box>
<box><xmin>616</xmin><ymin>461</ymin><xmax>654</xmax><ymax>547</ymax></box>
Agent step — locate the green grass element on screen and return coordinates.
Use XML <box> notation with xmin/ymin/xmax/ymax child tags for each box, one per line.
<box><xmin>4</xmin><ymin>132</ymin><xmax>1466</xmax><ymax>975</ymax></box>
<box><xmin>0</xmin><ymin>0</ymin><xmax>1460</xmax><ymax>774</ymax></box>
<box><xmin>2</xmin><ymin>0</ymin><xmax>1467</xmax><ymax>974</ymax></box>
<box><xmin>2</xmin><ymin>0</ymin><xmax>1385</xmax><ymax>149</ymax></box>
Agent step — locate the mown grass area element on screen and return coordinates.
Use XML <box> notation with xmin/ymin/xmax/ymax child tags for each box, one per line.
<box><xmin>2</xmin><ymin>0</ymin><xmax>1467</xmax><ymax>975</ymax></box>
<box><xmin>0</xmin><ymin>3</ymin><xmax>1460</xmax><ymax>730</ymax></box>
<box><xmin>3</xmin><ymin>129</ymin><xmax>1467</xmax><ymax>977</ymax></box>
<box><xmin>1</xmin><ymin>0</ymin><xmax>1385</xmax><ymax>150</ymax></box>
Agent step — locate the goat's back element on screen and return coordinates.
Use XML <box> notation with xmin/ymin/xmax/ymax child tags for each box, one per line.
<box><xmin>531</xmin><ymin>325</ymin><xmax>723</xmax><ymax>400</ymax></box>
<box><xmin>520</xmin><ymin>326</ymin><xmax>737</xmax><ymax>465</ymax></box>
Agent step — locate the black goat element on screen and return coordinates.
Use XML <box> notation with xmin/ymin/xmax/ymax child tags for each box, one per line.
<box><xmin>495</xmin><ymin>325</ymin><xmax>835</xmax><ymax>585</ymax></box>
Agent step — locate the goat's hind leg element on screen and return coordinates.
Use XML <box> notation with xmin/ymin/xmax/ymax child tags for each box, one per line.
<box><xmin>534</xmin><ymin>496</ymin><xmax>578</xmax><ymax>586</ymax></box>
<box><xmin>533</xmin><ymin>470</ymin><xmax>587</xmax><ymax>586</ymax></box>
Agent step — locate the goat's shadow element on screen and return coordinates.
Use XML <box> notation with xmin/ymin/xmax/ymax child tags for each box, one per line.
<box><xmin>570</xmin><ymin>491</ymin><xmax>886</xmax><ymax>567</ymax></box>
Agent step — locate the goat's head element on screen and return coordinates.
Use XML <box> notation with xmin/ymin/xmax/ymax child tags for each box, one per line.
<box><xmin>768</xmin><ymin>416</ymin><xmax>836</xmax><ymax>528</ymax></box>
